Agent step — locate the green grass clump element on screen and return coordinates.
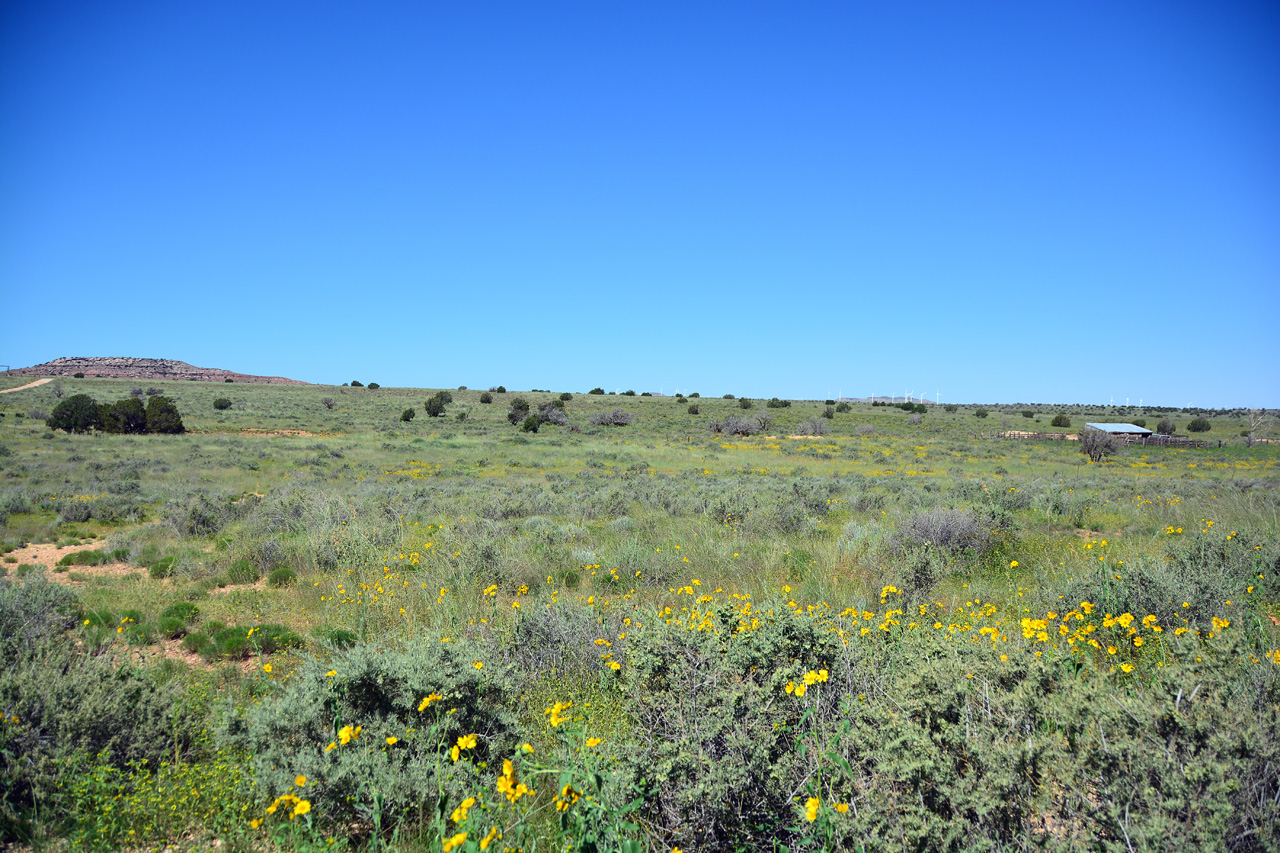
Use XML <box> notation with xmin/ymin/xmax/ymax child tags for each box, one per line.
<box><xmin>266</xmin><ymin>567</ymin><xmax>297</xmax><ymax>587</ymax></box>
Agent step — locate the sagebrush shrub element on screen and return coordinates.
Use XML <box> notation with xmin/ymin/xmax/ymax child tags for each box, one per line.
<box><xmin>0</xmin><ymin>579</ymin><xmax>193</xmax><ymax>841</ymax></box>
<box><xmin>223</xmin><ymin>638</ymin><xmax>519</xmax><ymax>829</ymax></box>
<box><xmin>623</xmin><ymin>605</ymin><xmax>842</xmax><ymax>850</ymax></box>
<box><xmin>589</xmin><ymin>408</ymin><xmax>634</xmax><ymax>427</ymax></box>
<box><xmin>892</xmin><ymin>508</ymin><xmax>991</xmax><ymax>556</ymax></box>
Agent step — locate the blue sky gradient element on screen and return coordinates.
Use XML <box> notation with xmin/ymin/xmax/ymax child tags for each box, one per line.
<box><xmin>3</xmin><ymin>1</ymin><xmax>1277</xmax><ymax>405</ymax></box>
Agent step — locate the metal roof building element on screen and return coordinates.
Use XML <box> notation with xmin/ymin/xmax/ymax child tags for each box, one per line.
<box><xmin>1085</xmin><ymin>422</ymin><xmax>1154</xmax><ymax>436</ymax></box>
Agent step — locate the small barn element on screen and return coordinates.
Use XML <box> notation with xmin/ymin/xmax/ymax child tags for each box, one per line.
<box><xmin>1085</xmin><ymin>422</ymin><xmax>1154</xmax><ymax>438</ymax></box>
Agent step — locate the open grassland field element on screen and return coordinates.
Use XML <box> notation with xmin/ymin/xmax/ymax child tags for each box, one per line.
<box><xmin>1</xmin><ymin>377</ymin><xmax>1278</xmax><ymax>853</ymax></box>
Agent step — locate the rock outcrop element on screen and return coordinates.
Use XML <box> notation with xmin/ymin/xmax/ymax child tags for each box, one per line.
<box><xmin>8</xmin><ymin>357</ymin><xmax>309</xmax><ymax>385</ymax></box>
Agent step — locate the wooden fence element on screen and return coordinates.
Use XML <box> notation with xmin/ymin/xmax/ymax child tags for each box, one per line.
<box><xmin>987</xmin><ymin>431</ymin><xmax>1213</xmax><ymax>448</ymax></box>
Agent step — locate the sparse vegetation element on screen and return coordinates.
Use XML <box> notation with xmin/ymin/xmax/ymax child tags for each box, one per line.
<box><xmin>0</xmin><ymin>381</ymin><xmax>1273</xmax><ymax>852</ymax></box>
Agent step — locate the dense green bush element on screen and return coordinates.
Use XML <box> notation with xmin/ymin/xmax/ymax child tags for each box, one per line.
<box><xmin>223</xmin><ymin>638</ymin><xmax>519</xmax><ymax>829</ymax></box>
<box><xmin>99</xmin><ymin>398</ymin><xmax>148</xmax><ymax>434</ymax></box>
<box><xmin>687</xmin><ymin>404</ymin><xmax>699</xmax><ymax>415</ymax></box>
<box><xmin>267</xmin><ymin>567</ymin><xmax>297</xmax><ymax>587</ymax></box>
<box><xmin>46</xmin><ymin>394</ymin><xmax>100</xmax><ymax>433</ymax></box>
<box><xmin>975</xmin><ymin>408</ymin><xmax>988</xmax><ymax>418</ymax></box>
<box><xmin>1021</xmin><ymin>410</ymin><xmax>1034</xmax><ymax>418</ymax></box>
<box><xmin>213</xmin><ymin>397</ymin><xmax>232</xmax><ymax>410</ymax></box>
<box><xmin>479</xmin><ymin>391</ymin><xmax>493</xmax><ymax>404</ymax></box>
<box><xmin>400</xmin><ymin>407</ymin><xmax>416</xmax><ymax>422</ymax></box>
<box><xmin>1130</xmin><ymin>418</ymin><xmax>1146</xmax><ymax>427</ymax></box>
<box><xmin>589</xmin><ymin>387</ymin><xmax>605</xmax><ymax>395</ymax></box>
<box><xmin>836</xmin><ymin>402</ymin><xmax>852</xmax><ymax>413</ymax></box>
<box><xmin>945</xmin><ymin>404</ymin><xmax>957</xmax><ymax>412</ymax></box>
<box><xmin>1188</xmin><ymin>418</ymin><xmax>1212</xmax><ymax>432</ymax></box>
<box><xmin>766</xmin><ymin>397</ymin><xmax>791</xmax><ymax>408</ymax></box>
<box><xmin>144</xmin><ymin>396</ymin><xmax>185</xmax><ymax>434</ymax></box>
<box><xmin>1157</xmin><ymin>419</ymin><xmax>1177</xmax><ymax>435</ymax></box>
<box><xmin>367</xmin><ymin>382</ymin><xmax>380</xmax><ymax>390</ymax></box>
<box><xmin>1051</xmin><ymin>414</ymin><xmax>1071</xmax><ymax>427</ymax></box>
<box><xmin>350</xmin><ymin>380</ymin><xmax>363</xmax><ymax>387</ymax></box>
<box><xmin>738</xmin><ymin>398</ymin><xmax>754</xmax><ymax>409</ymax></box>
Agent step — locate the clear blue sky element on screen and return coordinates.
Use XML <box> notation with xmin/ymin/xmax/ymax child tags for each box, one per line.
<box><xmin>3</xmin><ymin>1</ymin><xmax>1277</xmax><ymax>406</ymax></box>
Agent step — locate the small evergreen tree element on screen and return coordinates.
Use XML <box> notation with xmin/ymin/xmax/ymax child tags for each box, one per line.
<box><xmin>1051</xmin><ymin>414</ymin><xmax>1071</xmax><ymax>428</ymax></box>
<box><xmin>351</xmin><ymin>380</ymin><xmax>364</xmax><ymax>387</ymax></box>
<box><xmin>507</xmin><ymin>397</ymin><xmax>531</xmax><ymax>425</ymax></box>
<box><xmin>145</xmin><ymin>395</ymin><xmax>185</xmax><ymax>434</ymax></box>
<box><xmin>1187</xmin><ymin>418</ymin><xmax>1211</xmax><ymax>433</ymax></box>
<box><xmin>401</xmin><ymin>408</ymin><xmax>416</xmax><ymax>422</ymax></box>
<box><xmin>367</xmin><ymin>382</ymin><xmax>380</xmax><ymax>390</ymax></box>
<box><xmin>589</xmin><ymin>387</ymin><xmax>605</xmax><ymax>395</ymax></box>
<box><xmin>100</xmin><ymin>398</ymin><xmax>147</xmax><ymax>434</ymax></box>
<box><xmin>520</xmin><ymin>414</ymin><xmax>540</xmax><ymax>433</ymax></box>
<box><xmin>213</xmin><ymin>397</ymin><xmax>232</xmax><ymax>410</ymax></box>
<box><xmin>46</xmin><ymin>394</ymin><xmax>101</xmax><ymax>433</ymax></box>
<box><xmin>479</xmin><ymin>392</ymin><xmax>493</xmax><ymax>404</ymax></box>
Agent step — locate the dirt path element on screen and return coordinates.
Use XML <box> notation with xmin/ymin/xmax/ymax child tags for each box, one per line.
<box><xmin>0</xmin><ymin>377</ymin><xmax>53</xmax><ymax>394</ymax></box>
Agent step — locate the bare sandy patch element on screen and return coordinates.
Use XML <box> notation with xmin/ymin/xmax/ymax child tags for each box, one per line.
<box><xmin>5</xmin><ymin>541</ymin><xmax>143</xmax><ymax>585</ymax></box>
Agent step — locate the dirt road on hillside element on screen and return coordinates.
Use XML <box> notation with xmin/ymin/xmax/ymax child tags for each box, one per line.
<box><xmin>0</xmin><ymin>377</ymin><xmax>53</xmax><ymax>394</ymax></box>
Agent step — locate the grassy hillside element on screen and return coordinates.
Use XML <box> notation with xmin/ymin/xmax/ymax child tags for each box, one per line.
<box><xmin>1</xmin><ymin>377</ymin><xmax>1277</xmax><ymax>852</ymax></box>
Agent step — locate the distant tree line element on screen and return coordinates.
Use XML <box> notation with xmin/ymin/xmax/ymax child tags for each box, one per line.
<box><xmin>46</xmin><ymin>394</ymin><xmax>185</xmax><ymax>435</ymax></box>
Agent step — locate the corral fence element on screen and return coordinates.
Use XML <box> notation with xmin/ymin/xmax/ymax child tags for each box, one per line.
<box><xmin>987</xmin><ymin>431</ymin><xmax>1214</xmax><ymax>448</ymax></box>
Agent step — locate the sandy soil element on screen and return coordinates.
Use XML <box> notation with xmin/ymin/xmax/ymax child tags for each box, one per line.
<box><xmin>0</xmin><ymin>377</ymin><xmax>53</xmax><ymax>394</ymax></box>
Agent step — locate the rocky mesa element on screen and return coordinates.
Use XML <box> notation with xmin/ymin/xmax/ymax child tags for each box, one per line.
<box><xmin>8</xmin><ymin>357</ymin><xmax>310</xmax><ymax>385</ymax></box>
